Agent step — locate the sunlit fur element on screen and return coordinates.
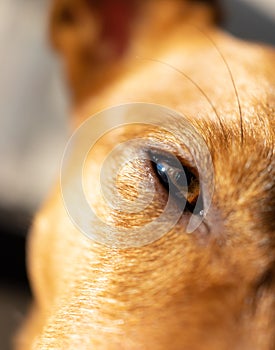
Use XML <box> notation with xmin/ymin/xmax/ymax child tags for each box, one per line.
<box><xmin>17</xmin><ymin>0</ymin><xmax>275</xmax><ymax>349</ymax></box>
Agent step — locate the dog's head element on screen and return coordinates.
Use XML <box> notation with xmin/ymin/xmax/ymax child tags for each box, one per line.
<box><xmin>21</xmin><ymin>1</ymin><xmax>275</xmax><ymax>349</ymax></box>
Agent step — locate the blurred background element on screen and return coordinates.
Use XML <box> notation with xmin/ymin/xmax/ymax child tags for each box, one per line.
<box><xmin>0</xmin><ymin>0</ymin><xmax>274</xmax><ymax>349</ymax></box>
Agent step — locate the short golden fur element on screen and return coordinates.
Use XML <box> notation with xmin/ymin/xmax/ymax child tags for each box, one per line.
<box><xmin>17</xmin><ymin>0</ymin><xmax>275</xmax><ymax>349</ymax></box>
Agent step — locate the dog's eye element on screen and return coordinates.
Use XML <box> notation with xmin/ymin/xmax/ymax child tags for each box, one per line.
<box><xmin>149</xmin><ymin>150</ymin><xmax>203</xmax><ymax>215</ymax></box>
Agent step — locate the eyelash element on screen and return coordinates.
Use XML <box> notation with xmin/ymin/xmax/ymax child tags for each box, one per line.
<box><xmin>148</xmin><ymin>150</ymin><xmax>203</xmax><ymax>215</ymax></box>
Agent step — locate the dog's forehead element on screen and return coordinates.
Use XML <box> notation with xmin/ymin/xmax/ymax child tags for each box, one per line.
<box><xmin>78</xmin><ymin>32</ymin><xmax>275</xmax><ymax>159</ymax></box>
<box><xmin>78</xmin><ymin>30</ymin><xmax>275</xmax><ymax>127</ymax></box>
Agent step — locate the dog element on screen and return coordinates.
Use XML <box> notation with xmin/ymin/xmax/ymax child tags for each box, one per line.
<box><xmin>17</xmin><ymin>0</ymin><xmax>275</xmax><ymax>349</ymax></box>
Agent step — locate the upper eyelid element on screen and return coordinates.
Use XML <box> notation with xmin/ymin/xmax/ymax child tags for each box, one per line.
<box><xmin>142</xmin><ymin>127</ymin><xmax>194</xmax><ymax>156</ymax></box>
<box><xmin>120</xmin><ymin>126</ymin><xmax>200</xmax><ymax>172</ymax></box>
<box><xmin>147</xmin><ymin>147</ymin><xmax>198</xmax><ymax>177</ymax></box>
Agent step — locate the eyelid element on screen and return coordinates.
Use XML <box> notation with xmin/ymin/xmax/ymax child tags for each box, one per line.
<box><xmin>148</xmin><ymin>147</ymin><xmax>199</xmax><ymax>178</ymax></box>
<box><xmin>143</xmin><ymin>127</ymin><xmax>196</xmax><ymax>163</ymax></box>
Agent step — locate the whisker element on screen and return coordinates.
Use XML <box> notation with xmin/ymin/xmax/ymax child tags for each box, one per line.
<box><xmin>137</xmin><ymin>56</ymin><xmax>226</xmax><ymax>137</ymax></box>
<box><xmin>195</xmin><ymin>27</ymin><xmax>244</xmax><ymax>145</ymax></box>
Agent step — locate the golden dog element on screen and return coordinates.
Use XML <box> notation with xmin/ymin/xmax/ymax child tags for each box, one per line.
<box><xmin>17</xmin><ymin>0</ymin><xmax>275</xmax><ymax>349</ymax></box>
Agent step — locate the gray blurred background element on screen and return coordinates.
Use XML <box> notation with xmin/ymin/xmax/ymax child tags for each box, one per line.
<box><xmin>0</xmin><ymin>0</ymin><xmax>274</xmax><ymax>349</ymax></box>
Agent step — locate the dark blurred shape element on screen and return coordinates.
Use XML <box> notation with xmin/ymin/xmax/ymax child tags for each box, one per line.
<box><xmin>0</xmin><ymin>207</ymin><xmax>32</xmax><ymax>285</ymax></box>
<box><xmin>198</xmin><ymin>0</ymin><xmax>223</xmax><ymax>22</ymax></box>
<box><xmin>222</xmin><ymin>0</ymin><xmax>275</xmax><ymax>45</ymax></box>
<box><xmin>0</xmin><ymin>208</ymin><xmax>32</xmax><ymax>349</ymax></box>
